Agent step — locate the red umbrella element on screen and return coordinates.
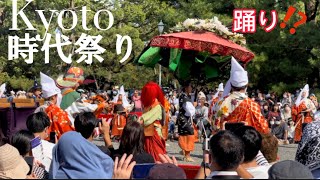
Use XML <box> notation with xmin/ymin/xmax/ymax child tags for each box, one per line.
<box><xmin>150</xmin><ymin>31</ymin><xmax>254</xmax><ymax>63</ymax></box>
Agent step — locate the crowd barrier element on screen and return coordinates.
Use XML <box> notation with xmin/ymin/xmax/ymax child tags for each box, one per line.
<box><xmin>0</xmin><ymin>98</ymin><xmax>44</xmax><ymax>142</ymax></box>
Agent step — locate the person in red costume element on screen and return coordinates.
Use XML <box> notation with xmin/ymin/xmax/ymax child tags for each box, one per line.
<box><xmin>139</xmin><ymin>82</ymin><xmax>166</xmax><ymax>161</ymax></box>
<box><xmin>40</xmin><ymin>72</ymin><xmax>74</xmax><ymax>139</ymax></box>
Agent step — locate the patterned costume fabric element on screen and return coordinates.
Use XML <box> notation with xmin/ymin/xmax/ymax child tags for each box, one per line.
<box><xmin>162</xmin><ymin>99</ymin><xmax>171</xmax><ymax>140</ymax></box>
<box><xmin>216</xmin><ymin>92</ymin><xmax>269</xmax><ymax>134</ymax></box>
<box><xmin>292</xmin><ymin>100</ymin><xmax>315</xmax><ymax>142</ymax></box>
<box><xmin>141</xmin><ymin>103</ymin><xmax>166</xmax><ymax>161</ymax></box>
<box><xmin>45</xmin><ymin>103</ymin><xmax>74</xmax><ymax>139</ymax></box>
<box><xmin>208</xmin><ymin>97</ymin><xmax>219</xmax><ymax>120</ymax></box>
<box><xmin>296</xmin><ymin>120</ymin><xmax>320</xmax><ymax>171</ymax></box>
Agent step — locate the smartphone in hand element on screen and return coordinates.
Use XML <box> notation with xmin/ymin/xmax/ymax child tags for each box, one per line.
<box><xmin>50</xmin><ymin>132</ymin><xmax>56</xmax><ymax>144</ymax></box>
<box><xmin>24</xmin><ymin>156</ymin><xmax>34</xmax><ymax>175</ymax></box>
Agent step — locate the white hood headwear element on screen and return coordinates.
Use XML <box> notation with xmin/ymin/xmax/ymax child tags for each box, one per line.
<box><xmin>0</xmin><ymin>83</ymin><xmax>6</xmax><ymax>97</ymax></box>
<box><xmin>40</xmin><ymin>72</ymin><xmax>61</xmax><ymax>99</ymax></box>
<box><xmin>213</xmin><ymin>83</ymin><xmax>224</xmax><ymax>99</ymax></box>
<box><xmin>295</xmin><ymin>84</ymin><xmax>309</xmax><ymax>106</ymax></box>
<box><xmin>113</xmin><ymin>85</ymin><xmax>130</xmax><ymax>108</ymax></box>
<box><xmin>223</xmin><ymin>57</ymin><xmax>248</xmax><ymax>98</ymax></box>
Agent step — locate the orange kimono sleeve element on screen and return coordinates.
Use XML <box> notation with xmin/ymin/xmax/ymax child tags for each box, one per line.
<box><xmin>46</xmin><ymin>104</ymin><xmax>74</xmax><ymax>139</ymax></box>
<box><xmin>94</xmin><ymin>102</ymin><xmax>106</xmax><ymax>117</ymax></box>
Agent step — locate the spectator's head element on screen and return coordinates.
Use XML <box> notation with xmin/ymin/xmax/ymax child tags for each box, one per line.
<box><xmin>268</xmin><ymin>160</ymin><xmax>313</xmax><ymax>179</ymax></box>
<box><xmin>234</xmin><ymin>126</ymin><xmax>262</xmax><ymax>163</ymax></box>
<box><xmin>283</xmin><ymin>103</ymin><xmax>291</xmax><ymax>112</ymax></box>
<box><xmin>0</xmin><ymin>144</ymin><xmax>30</xmax><ymax>179</ymax></box>
<box><xmin>210</xmin><ymin>131</ymin><xmax>244</xmax><ymax>171</ymax></box>
<box><xmin>26</xmin><ymin>112</ymin><xmax>51</xmax><ymax>140</ymax></box>
<box><xmin>271</xmin><ymin>104</ymin><xmax>280</xmax><ymax>113</ymax></box>
<box><xmin>74</xmin><ymin>112</ymin><xmax>98</xmax><ymax>140</ymax></box>
<box><xmin>263</xmin><ymin>103</ymin><xmax>269</xmax><ymax>111</ymax></box>
<box><xmin>119</xmin><ymin>121</ymin><xmax>145</xmax><ymax>156</ymax></box>
<box><xmin>11</xmin><ymin>130</ymin><xmax>34</xmax><ymax>157</ymax></box>
<box><xmin>50</xmin><ymin>131</ymin><xmax>113</xmax><ymax>179</ymax></box>
<box><xmin>261</xmin><ymin>133</ymin><xmax>278</xmax><ymax>163</ymax></box>
<box><xmin>147</xmin><ymin>163</ymin><xmax>186</xmax><ymax>179</ymax></box>
<box><xmin>141</xmin><ymin>81</ymin><xmax>165</xmax><ymax>108</ymax></box>
<box><xmin>134</xmin><ymin>90</ymin><xmax>139</xmax><ymax>97</ymax></box>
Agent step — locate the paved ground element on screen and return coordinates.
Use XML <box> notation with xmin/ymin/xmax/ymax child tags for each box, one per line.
<box><xmin>94</xmin><ymin>138</ymin><xmax>298</xmax><ymax>165</ymax></box>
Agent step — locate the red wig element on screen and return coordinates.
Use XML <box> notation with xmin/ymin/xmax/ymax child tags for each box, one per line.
<box><xmin>141</xmin><ymin>81</ymin><xmax>165</xmax><ymax>108</ymax></box>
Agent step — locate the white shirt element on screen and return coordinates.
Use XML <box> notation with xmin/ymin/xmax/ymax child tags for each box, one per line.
<box><xmin>40</xmin><ymin>140</ymin><xmax>55</xmax><ymax>172</ymax></box>
<box><xmin>207</xmin><ymin>171</ymin><xmax>239</xmax><ymax>179</ymax></box>
<box><xmin>246</xmin><ymin>165</ymin><xmax>271</xmax><ymax>179</ymax></box>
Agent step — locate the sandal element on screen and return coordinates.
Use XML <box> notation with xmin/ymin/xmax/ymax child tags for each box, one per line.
<box><xmin>183</xmin><ymin>157</ymin><xmax>195</xmax><ymax>162</ymax></box>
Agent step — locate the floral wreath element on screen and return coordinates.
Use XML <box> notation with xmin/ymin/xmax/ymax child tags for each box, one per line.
<box><xmin>169</xmin><ymin>17</ymin><xmax>246</xmax><ymax>46</ymax></box>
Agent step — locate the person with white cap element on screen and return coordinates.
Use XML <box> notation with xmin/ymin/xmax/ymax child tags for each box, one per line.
<box><xmin>38</xmin><ymin>72</ymin><xmax>74</xmax><ymax>139</ymax></box>
<box><xmin>195</xmin><ymin>91</ymin><xmax>210</xmax><ymax>142</ymax></box>
<box><xmin>215</xmin><ymin>57</ymin><xmax>269</xmax><ymax>134</ymax></box>
<box><xmin>291</xmin><ymin>84</ymin><xmax>316</xmax><ymax>142</ymax></box>
<box><xmin>208</xmin><ymin>83</ymin><xmax>224</xmax><ymax>122</ymax></box>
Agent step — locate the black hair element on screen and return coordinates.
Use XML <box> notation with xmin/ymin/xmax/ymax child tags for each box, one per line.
<box><xmin>234</xmin><ymin>126</ymin><xmax>262</xmax><ymax>163</ymax></box>
<box><xmin>119</xmin><ymin>121</ymin><xmax>145</xmax><ymax>156</ymax></box>
<box><xmin>231</xmin><ymin>84</ymin><xmax>247</xmax><ymax>92</ymax></box>
<box><xmin>11</xmin><ymin>130</ymin><xmax>34</xmax><ymax>156</ymax></box>
<box><xmin>74</xmin><ymin>112</ymin><xmax>98</xmax><ymax>139</ymax></box>
<box><xmin>210</xmin><ymin>131</ymin><xmax>245</xmax><ymax>170</ymax></box>
<box><xmin>26</xmin><ymin>112</ymin><xmax>51</xmax><ymax>133</ymax></box>
<box><xmin>271</xmin><ymin>104</ymin><xmax>280</xmax><ymax>113</ymax></box>
<box><xmin>181</xmin><ymin>81</ymin><xmax>192</xmax><ymax>92</ymax></box>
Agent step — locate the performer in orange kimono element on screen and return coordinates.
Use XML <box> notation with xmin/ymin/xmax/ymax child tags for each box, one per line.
<box><xmin>40</xmin><ymin>72</ymin><xmax>74</xmax><ymax>139</ymax></box>
<box><xmin>56</xmin><ymin>67</ymin><xmax>107</xmax><ymax>126</ymax></box>
<box><xmin>215</xmin><ymin>57</ymin><xmax>269</xmax><ymax>134</ymax></box>
<box><xmin>291</xmin><ymin>84</ymin><xmax>316</xmax><ymax>142</ymax></box>
<box><xmin>111</xmin><ymin>85</ymin><xmax>129</xmax><ymax>139</ymax></box>
<box><xmin>140</xmin><ymin>82</ymin><xmax>166</xmax><ymax>161</ymax></box>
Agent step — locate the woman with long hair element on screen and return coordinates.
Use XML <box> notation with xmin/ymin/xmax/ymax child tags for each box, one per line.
<box><xmin>140</xmin><ymin>81</ymin><xmax>166</xmax><ymax>161</ymax></box>
<box><xmin>114</xmin><ymin>121</ymin><xmax>154</xmax><ymax>164</ymax></box>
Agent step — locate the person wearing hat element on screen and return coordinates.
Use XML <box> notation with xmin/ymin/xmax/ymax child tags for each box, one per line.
<box><xmin>0</xmin><ymin>144</ymin><xmax>31</xmax><ymax>179</ymax></box>
<box><xmin>215</xmin><ymin>57</ymin><xmax>269</xmax><ymax>134</ymax></box>
<box><xmin>40</xmin><ymin>72</ymin><xmax>74</xmax><ymax>139</ymax></box>
<box><xmin>110</xmin><ymin>85</ymin><xmax>131</xmax><ymax>139</ymax></box>
<box><xmin>29</xmin><ymin>79</ymin><xmax>42</xmax><ymax>99</ymax></box>
<box><xmin>195</xmin><ymin>92</ymin><xmax>210</xmax><ymax>142</ymax></box>
<box><xmin>56</xmin><ymin>67</ymin><xmax>108</xmax><ymax>124</ymax></box>
<box><xmin>291</xmin><ymin>84</ymin><xmax>316</xmax><ymax>142</ymax></box>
